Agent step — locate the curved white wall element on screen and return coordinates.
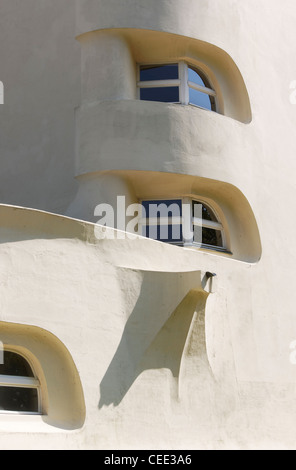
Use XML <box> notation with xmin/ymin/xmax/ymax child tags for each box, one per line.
<box><xmin>1</xmin><ymin>0</ymin><xmax>296</xmax><ymax>451</ymax></box>
<box><xmin>80</xmin><ymin>31</ymin><xmax>136</xmax><ymax>103</ymax></box>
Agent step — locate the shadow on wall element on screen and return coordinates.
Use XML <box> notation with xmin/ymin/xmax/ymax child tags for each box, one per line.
<box><xmin>98</xmin><ymin>269</ymin><xmax>214</xmax><ymax>408</ymax></box>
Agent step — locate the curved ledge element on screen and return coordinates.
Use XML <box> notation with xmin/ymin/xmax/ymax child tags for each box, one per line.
<box><xmin>75</xmin><ymin>99</ymin><xmax>251</xmax><ymax>179</ymax></box>
<box><xmin>0</xmin><ymin>187</ymin><xmax>261</xmax><ymax>265</ymax></box>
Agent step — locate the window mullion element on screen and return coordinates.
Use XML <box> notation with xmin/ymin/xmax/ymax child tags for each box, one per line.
<box><xmin>193</xmin><ymin>217</ymin><xmax>223</xmax><ymax>230</ymax></box>
<box><xmin>136</xmin><ymin>65</ymin><xmax>140</xmax><ymax>99</ymax></box>
<box><xmin>182</xmin><ymin>196</ymin><xmax>193</xmax><ymax>246</ymax></box>
<box><xmin>0</xmin><ymin>375</ymin><xmax>40</xmax><ymax>388</ymax></box>
<box><xmin>179</xmin><ymin>62</ymin><xmax>189</xmax><ymax>105</ymax></box>
<box><xmin>137</xmin><ymin>79</ymin><xmax>180</xmax><ymax>88</ymax></box>
<box><xmin>188</xmin><ymin>80</ymin><xmax>216</xmax><ymax>97</ymax></box>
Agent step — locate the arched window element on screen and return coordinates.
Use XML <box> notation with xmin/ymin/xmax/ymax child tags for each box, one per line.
<box><xmin>0</xmin><ymin>350</ymin><xmax>40</xmax><ymax>414</ymax></box>
<box><xmin>140</xmin><ymin>197</ymin><xmax>226</xmax><ymax>252</ymax></box>
<box><xmin>137</xmin><ymin>62</ymin><xmax>217</xmax><ymax>111</ymax></box>
<box><xmin>191</xmin><ymin>200</ymin><xmax>224</xmax><ymax>249</ymax></box>
<box><xmin>187</xmin><ymin>67</ymin><xmax>216</xmax><ymax>111</ymax></box>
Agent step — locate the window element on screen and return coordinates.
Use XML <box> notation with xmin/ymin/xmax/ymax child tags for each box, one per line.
<box><xmin>187</xmin><ymin>67</ymin><xmax>216</xmax><ymax>111</ymax></box>
<box><xmin>140</xmin><ymin>198</ymin><xmax>226</xmax><ymax>252</ymax></box>
<box><xmin>191</xmin><ymin>200</ymin><xmax>224</xmax><ymax>250</ymax></box>
<box><xmin>141</xmin><ymin>199</ymin><xmax>183</xmax><ymax>245</ymax></box>
<box><xmin>137</xmin><ymin>62</ymin><xmax>217</xmax><ymax>111</ymax></box>
<box><xmin>138</xmin><ymin>64</ymin><xmax>180</xmax><ymax>103</ymax></box>
<box><xmin>0</xmin><ymin>350</ymin><xmax>40</xmax><ymax>414</ymax></box>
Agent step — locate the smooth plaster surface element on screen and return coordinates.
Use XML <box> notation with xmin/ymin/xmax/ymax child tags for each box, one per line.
<box><xmin>0</xmin><ymin>0</ymin><xmax>296</xmax><ymax>450</ymax></box>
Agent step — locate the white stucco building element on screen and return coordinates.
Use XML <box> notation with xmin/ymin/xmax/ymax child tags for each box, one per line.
<box><xmin>0</xmin><ymin>0</ymin><xmax>296</xmax><ymax>450</ymax></box>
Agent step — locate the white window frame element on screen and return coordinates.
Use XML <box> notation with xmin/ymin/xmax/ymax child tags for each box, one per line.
<box><xmin>139</xmin><ymin>197</ymin><xmax>227</xmax><ymax>252</ymax></box>
<box><xmin>137</xmin><ymin>61</ymin><xmax>217</xmax><ymax>110</ymax></box>
<box><xmin>0</xmin><ymin>349</ymin><xmax>41</xmax><ymax>415</ymax></box>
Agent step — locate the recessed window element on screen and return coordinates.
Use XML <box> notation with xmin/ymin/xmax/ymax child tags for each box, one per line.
<box><xmin>0</xmin><ymin>350</ymin><xmax>40</xmax><ymax>414</ymax></box>
<box><xmin>139</xmin><ymin>64</ymin><xmax>180</xmax><ymax>103</ymax></box>
<box><xmin>192</xmin><ymin>200</ymin><xmax>224</xmax><ymax>250</ymax></box>
<box><xmin>137</xmin><ymin>62</ymin><xmax>217</xmax><ymax>111</ymax></box>
<box><xmin>187</xmin><ymin>67</ymin><xmax>216</xmax><ymax>111</ymax></box>
<box><xmin>141</xmin><ymin>199</ymin><xmax>183</xmax><ymax>244</ymax></box>
<box><xmin>140</xmin><ymin>198</ymin><xmax>226</xmax><ymax>252</ymax></box>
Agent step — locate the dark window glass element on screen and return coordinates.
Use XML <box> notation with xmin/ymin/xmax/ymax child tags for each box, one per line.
<box><xmin>193</xmin><ymin>226</ymin><xmax>222</xmax><ymax>247</ymax></box>
<box><xmin>142</xmin><ymin>200</ymin><xmax>183</xmax><ymax>243</ymax></box>
<box><xmin>202</xmin><ymin>227</ymin><xmax>223</xmax><ymax>247</ymax></box>
<box><xmin>140</xmin><ymin>64</ymin><xmax>179</xmax><ymax>81</ymax></box>
<box><xmin>0</xmin><ymin>351</ymin><xmax>34</xmax><ymax>377</ymax></box>
<box><xmin>0</xmin><ymin>387</ymin><xmax>38</xmax><ymax>413</ymax></box>
<box><xmin>140</xmin><ymin>87</ymin><xmax>179</xmax><ymax>103</ymax></box>
<box><xmin>144</xmin><ymin>224</ymin><xmax>183</xmax><ymax>243</ymax></box>
<box><xmin>142</xmin><ymin>200</ymin><xmax>182</xmax><ymax>219</ymax></box>
<box><xmin>192</xmin><ymin>201</ymin><xmax>223</xmax><ymax>247</ymax></box>
<box><xmin>192</xmin><ymin>201</ymin><xmax>219</xmax><ymax>222</ymax></box>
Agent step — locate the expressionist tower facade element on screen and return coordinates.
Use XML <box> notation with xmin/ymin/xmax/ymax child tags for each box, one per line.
<box><xmin>0</xmin><ymin>0</ymin><xmax>296</xmax><ymax>450</ymax></box>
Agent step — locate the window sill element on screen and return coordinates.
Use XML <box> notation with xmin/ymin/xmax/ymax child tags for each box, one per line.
<box><xmin>182</xmin><ymin>243</ymin><xmax>233</xmax><ymax>256</ymax></box>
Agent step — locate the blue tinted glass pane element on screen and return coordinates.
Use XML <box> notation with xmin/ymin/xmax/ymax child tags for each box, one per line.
<box><xmin>189</xmin><ymin>88</ymin><xmax>212</xmax><ymax>110</ymax></box>
<box><xmin>188</xmin><ymin>68</ymin><xmax>206</xmax><ymax>87</ymax></box>
<box><xmin>140</xmin><ymin>64</ymin><xmax>179</xmax><ymax>81</ymax></box>
<box><xmin>144</xmin><ymin>225</ymin><xmax>183</xmax><ymax>243</ymax></box>
<box><xmin>142</xmin><ymin>200</ymin><xmax>182</xmax><ymax>218</ymax></box>
<box><xmin>140</xmin><ymin>87</ymin><xmax>179</xmax><ymax>103</ymax></box>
